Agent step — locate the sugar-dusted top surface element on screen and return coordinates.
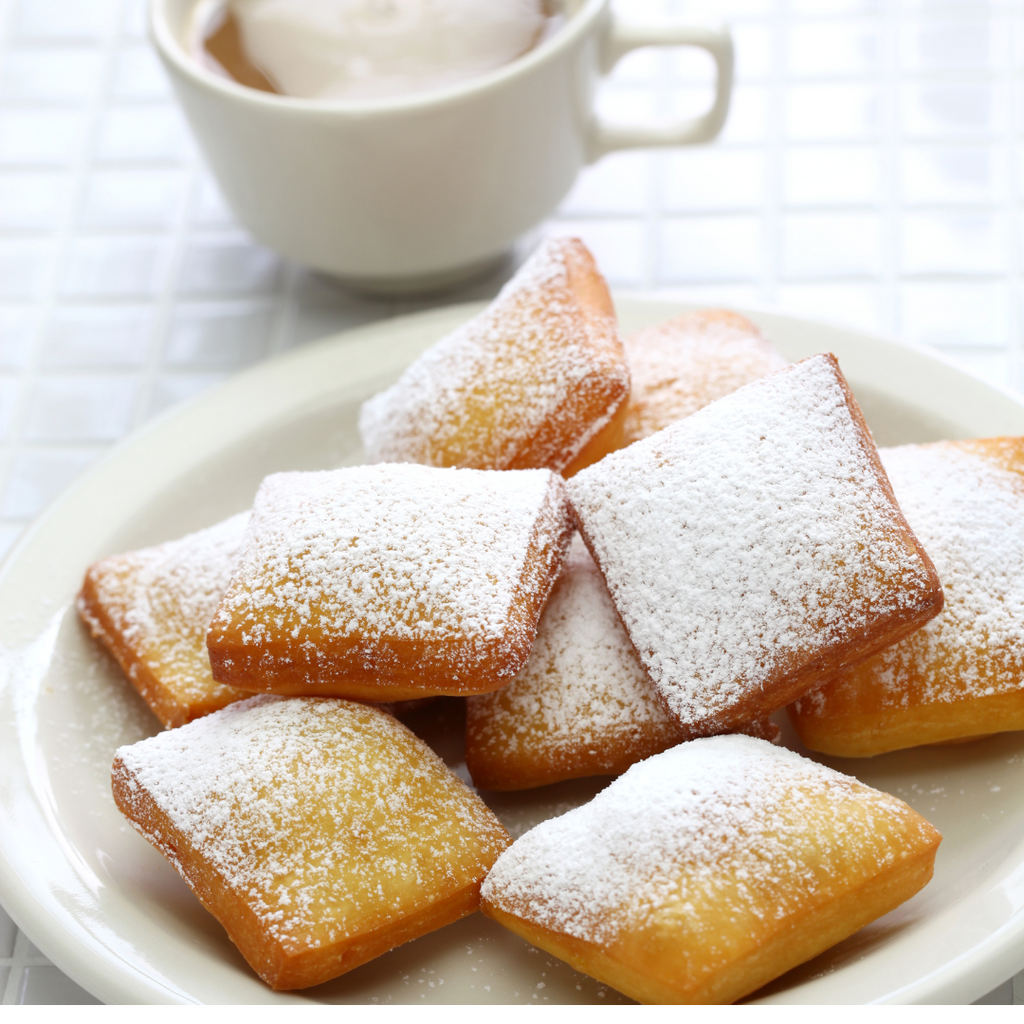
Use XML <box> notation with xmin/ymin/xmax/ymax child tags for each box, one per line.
<box><xmin>622</xmin><ymin>310</ymin><xmax>787</xmax><ymax>445</ymax></box>
<box><xmin>467</xmin><ymin>534</ymin><xmax>680</xmax><ymax>760</ymax></box>
<box><xmin>83</xmin><ymin>512</ymin><xmax>249</xmax><ymax>702</ymax></box>
<box><xmin>567</xmin><ymin>354</ymin><xmax>937</xmax><ymax>729</ymax></box>
<box><xmin>212</xmin><ymin>463</ymin><xmax>569</xmax><ymax>655</ymax></box>
<box><xmin>115</xmin><ymin>695</ymin><xmax>508</xmax><ymax>947</ymax></box>
<box><xmin>481</xmin><ymin>734</ymin><xmax>929</xmax><ymax>946</ymax></box>
<box><xmin>804</xmin><ymin>441</ymin><xmax>1024</xmax><ymax>707</ymax></box>
<box><xmin>358</xmin><ymin>237</ymin><xmax>627</xmax><ymax>472</ymax></box>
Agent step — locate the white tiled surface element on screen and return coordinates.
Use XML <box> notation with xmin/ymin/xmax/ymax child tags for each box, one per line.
<box><xmin>1</xmin><ymin>0</ymin><xmax>1024</xmax><ymax>1005</ymax></box>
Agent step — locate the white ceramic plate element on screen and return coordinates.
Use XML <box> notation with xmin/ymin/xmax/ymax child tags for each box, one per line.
<box><xmin>2</xmin><ymin>299</ymin><xmax>1024</xmax><ymax>1005</ymax></box>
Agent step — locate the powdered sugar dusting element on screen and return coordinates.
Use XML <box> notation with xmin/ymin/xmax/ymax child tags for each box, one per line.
<box><xmin>79</xmin><ymin>512</ymin><xmax>250</xmax><ymax>708</ymax></box>
<box><xmin>481</xmin><ymin>734</ymin><xmax>927</xmax><ymax>946</ymax></box>
<box><xmin>567</xmin><ymin>354</ymin><xmax>937</xmax><ymax>730</ymax></box>
<box><xmin>358</xmin><ymin>237</ymin><xmax>628</xmax><ymax>472</ymax></box>
<box><xmin>806</xmin><ymin>442</ymin><xmax>1024</xmax><ymax>706</ymax></box>
<box><xmin>466</xmin><ymin>534</ymin><xmax>681</xmax><ymax>780</ymax></box>
<box><xmin>211</xmin><ymin>463</ymin><xmax>571</xmax><ymax>681</ymax></box>
<box><xmin>114</xmin><ymin>696</ymin><xmax>509</xmax><ymax>948</ymax></box>
<box><xmin>622</xmin><ymin>310</ymin><xmax>787</xmax><ymax>446</ymax></box>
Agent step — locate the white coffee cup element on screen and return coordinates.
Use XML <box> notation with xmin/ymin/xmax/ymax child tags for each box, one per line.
<box><xmin>152</xmin><ymin>0</ymin><xmax>734</xmax><ymax>293</ymax></box>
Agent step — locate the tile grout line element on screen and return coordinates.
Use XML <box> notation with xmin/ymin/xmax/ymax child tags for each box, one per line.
<box><xmin>759</xmin><ymin>0</ymin><xmax>782</xmax><ymax>307</ymax></box>
<box><xmin>3</xmin><ymin>926</ymin><xmax>44</xmax><ymax>1004</ymax></box>
<box><xmin>879</xmin><ymin>0</ymin><xmax>900</xmax><ymax>337</ymax></box>
<box><xmin>645</xmin><ymin>6</ymin><xmax>674</xmax><ymax>293</ymax></box>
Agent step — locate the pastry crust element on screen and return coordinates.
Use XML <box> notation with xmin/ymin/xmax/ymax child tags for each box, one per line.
<box><xmin>791</xmin><ymin>437</ymin><xmax>1024</xmax><ymax>756</ymax></box>
<box><xmin>112</xmin><ymin>696</ymin><xmax>511</xmax><ymax>990</ymax></box>
<box><xmin>208</xmin><ymin>464</ymin><xmax>574</xmax><ymax>700</ymax></box>
<box><xmin>77</xmin><ymin>513</ymin><xmax>252</xmax><ymax>728</ymax></box>
<box><xmin>465</xmin><ymin>534</ymin><xmax>684</xmax><ymax>790</ymax></box>
<box><xmin>620</xmin><ymin>309</ymin><xmax>787</xmax><ymax>448</ymax></box>
<box><xmin>566</xmin><ymin>354</ymin><xmax>944</xmax><ymax>738</ymax></box>
<box><xmin>358</xmin><ymin>237</ymin><xmax>630</xmax><ymax>476</ymax></box>
<box><xmin>481</xmin><ymin>735</ymin><xmax>940</xmax><ymax>1004</ymax></box>
<box><xmin>465</xmin><ymin>534</ymin><xmax>778</xmax><ymax>791</ymax></box>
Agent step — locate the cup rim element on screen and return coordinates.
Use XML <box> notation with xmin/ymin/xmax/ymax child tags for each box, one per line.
<box><xmin>150</xmin><ymin>0</ymin><xmax>607</xmax><ymax>115</ymax></box>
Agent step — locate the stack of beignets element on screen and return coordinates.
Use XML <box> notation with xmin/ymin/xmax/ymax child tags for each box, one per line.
<box><xmin>358</xmin><ymin>236</ymin><xmax>630</xmax><ymax>476</ymax></box>
<box><xmin>113</xmin><ymin>696</ymin><xmax>510</xmax><ymax>990</ymax></box>
<box><xmin>791</xmin><ymin>437</ymin><xmax>1024</xmax><ymax>756</ymax></box>
<box><xmin>567</xmin><ymin>353</ymin><xmax>944</xmax><ymax>738</ymax></box>
<box><xmin>78</xmin><ymin>512</ymin><xmax>252</xmax><ymax>727</ymax></box>
<box><xmin>207</xmin><ymin>463</ymin><xmax>573</xmax><ymax>700</ymax></box>
<box><xmin>80</xmin><ymin>256</ymin><xmax>965</xmax><ymax>1001</ymax></box>
<box><xmin>481</xmin><ymin>734</ymin><xmax>941</xmax><ymax>1005</ymax></box>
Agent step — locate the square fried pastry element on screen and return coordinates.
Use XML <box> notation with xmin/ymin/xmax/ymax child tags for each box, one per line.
<box><xmin>481</xmin><ymin>734</ymin><xmax>941</xmax><ymax>1004</ymax></box>
<box><xmin>465</xmin><ymin>534</ymin><xmax>685</xmax><ymax>791</ymax></box>
<box><xmin>465</xmin><ymin>534</ymin><xmax>779</xmax><ymax>791</ymax></box>
<box><xmin>358</xmin><ymin>237</ymin><xmax>630</xmax><ymax>476</ymax></box>
<box><xmin>208</xmin><ymin>463</ymin><xmax>573</xmax><ymax>700</ymax></box>
<box><xmin>791</xmin><ymin>437</ymin><xmax>1024</xmax><ymax>756</ymax></box>
<box><xmin>566</xmin><ymin>353</ymin><xmax>944</xmax><ymax>739</ymax></box>
<box><xmin>77</xmin><ymin>512</ymin><xmax>252</xmax><ymax>729</ymax></box>
<box><xmin>112</xmin><ymin>696</ymin><xmax>511</xmax><ymax>991</ymax></box>
<box><xmin>621</xmin><ymin>309</ymin><xmax>787</xmax><ymax>448</ymax></box>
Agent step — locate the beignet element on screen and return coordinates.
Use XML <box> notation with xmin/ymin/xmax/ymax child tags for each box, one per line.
<box><xmin>207</xmin><ymin>464</ymin><xmax>573</xmax><ymax>700</ymax></box>
<box><xmin>480</xmin><ymin>734</ymin><xmax>940</xmax><ymax>1004</ymax></box>
<box><xmin>465</xmin><ymin>536</ymin><xmax>780</xmax><ymax>790</ymax></box>
<box><xmin>112</xmin><ymin>695</ymin><xmax>511</xmax><ymax>991</ymax></box>
<box><xmin>77</xmin><ymin>512</ymin><xmax>251</xmax><ymax>728</ymax></box>
<box><xmin>358</xmin><ymin>237</ymin><xmax>630</xmax><ymax>476</ymax></box>
<box><xmin>566</xmin><ymin>354</ymin><xmax>944</xmax><ymax>738</ymax></box>
<box><xmin>790</xmin><ymin>438</ymin><xmax>1024</xmax><ymax>756</ymax></box>
<box><xmin>465</xmin><ymin>534</ymin><xmax>684</xmax><ymax>790</ymax></box>
<box><xmin>621</xmin><ymin>309</ymin><xmax>786</xmax><ymax>448</ymax></box>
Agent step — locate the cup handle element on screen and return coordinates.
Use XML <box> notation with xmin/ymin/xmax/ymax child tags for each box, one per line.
<box><xmin>588</xmin><ymin>20</ymin><xmax>734</xmax><ymax>160</ymax></box>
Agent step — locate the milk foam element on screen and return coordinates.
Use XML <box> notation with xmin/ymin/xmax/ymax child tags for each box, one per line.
<box><xmin>227</xmin><ymin>0</ymin><xmax>553</xmax><ymax>100</ymax></box>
